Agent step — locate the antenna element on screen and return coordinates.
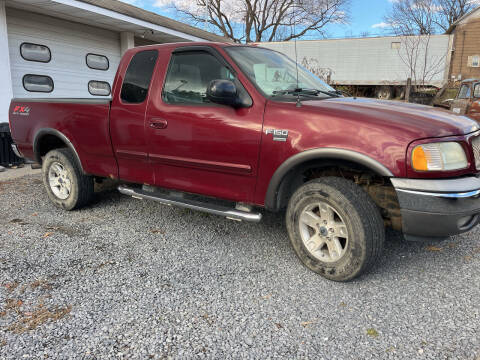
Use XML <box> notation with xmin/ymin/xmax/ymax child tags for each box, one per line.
<box><xmin>292</xmin><ymin>0</ymin><xmax>301</xmax><ymax>107</ymax></box>
<box><xmin>204</xmin><ymin>0</ymin><xmax>210</xmax><ymax>31</ymax></box>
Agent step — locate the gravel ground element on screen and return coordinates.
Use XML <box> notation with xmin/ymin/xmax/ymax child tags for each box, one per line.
<box><xmin>0</xmin><ymin>173</ymin><xmax>479</xmax><ymax>359</ymax></box>
<box><xmin>0</xmin><ymin>166</ymin><xmax>40</xmax><ymax>181</ymax></box>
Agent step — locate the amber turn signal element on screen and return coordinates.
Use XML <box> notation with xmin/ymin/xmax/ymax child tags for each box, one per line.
<box><xmin>412</xmin><ymin>146</ymin><xmax>428</xmax><ymax>171</ymax></box>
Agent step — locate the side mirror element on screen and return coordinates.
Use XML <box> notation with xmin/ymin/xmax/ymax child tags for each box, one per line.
<box><xmin>206</xmin><ymin>79</ymin><xmax>238</xmax><ymax>106</ymax></box>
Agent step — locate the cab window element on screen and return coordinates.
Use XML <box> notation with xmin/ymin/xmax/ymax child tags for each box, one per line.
<box><xmin>474</xmin><ymin>83</ymin><xmax>480</xmax><ymax>98</ymax></box>
<box><xmin>121</xmin><ymin>50</ymin><xmax>158</xmax><ymax>104</ymax></box>
<box><xmin>458</xmin><ymin>84</ymin><xmax>471</xmax><ymax>99</ymax></box>
<box><xmin>163</xmin><ymin>51</ymin><xmax>234</xmax><ymax>105</ymax></box>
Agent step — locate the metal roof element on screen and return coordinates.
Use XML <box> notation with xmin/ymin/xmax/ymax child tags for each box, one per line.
<box><xmin>5</xmin><ymin>0</ymin><xmax>231</xmax><ymax>43</ymax></box>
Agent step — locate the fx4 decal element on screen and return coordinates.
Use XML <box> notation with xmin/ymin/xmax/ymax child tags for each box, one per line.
<box><xmin>265</xmin><ymin>129</ymin><xmax>288</xmax><ymax>142</ymax></box>
<box><xmin>12</xmin><ymin>106</ymin><xmax>31</xmax><ymax>116</ymax></box>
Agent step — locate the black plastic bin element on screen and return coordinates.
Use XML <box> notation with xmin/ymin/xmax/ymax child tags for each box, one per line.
<box><xmin>409</xmin><ymin>92</ymin><xmax>435</xmax><ymax>106</ymax></box>
<box><xmin>0</xmin><ymin>122</ymin><xmax>24</xmax><ymax>167</ymax></box>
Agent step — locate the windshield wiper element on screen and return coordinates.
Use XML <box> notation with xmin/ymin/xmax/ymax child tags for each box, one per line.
<box><xmin>272</xmin><ymin>88</ymin><xmax>340</xmax><ymax>98</ymax></box>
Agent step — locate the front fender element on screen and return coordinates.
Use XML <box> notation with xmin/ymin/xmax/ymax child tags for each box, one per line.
<box><xmin>264</xmin><ymin>148</ymin><xmax>394</xmax><ymax>210</ymax></box>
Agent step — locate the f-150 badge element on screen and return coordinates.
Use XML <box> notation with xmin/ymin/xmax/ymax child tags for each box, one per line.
<box><xmin>265</xmin><ymin>129</ymin><xmax>288</xmax><ymax>142</ymax></box>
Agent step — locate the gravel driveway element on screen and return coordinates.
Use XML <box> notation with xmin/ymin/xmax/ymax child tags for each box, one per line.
<box><xmin>1</xmin><ymin>173</ymin><xmax>479</xmax><ymax>359</ymax></box>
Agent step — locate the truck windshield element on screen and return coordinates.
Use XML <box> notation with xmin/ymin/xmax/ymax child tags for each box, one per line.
<box><xmin>225</xmin><ymin>46</ymin><xmax>336</xmax><ymax>98</ymax></box>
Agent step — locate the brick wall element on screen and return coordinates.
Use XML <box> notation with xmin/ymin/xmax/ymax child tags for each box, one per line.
<box><xmin>450</xmin><ymin>18</ymin><xmax>480</xmax><ymax>81</ymax></box>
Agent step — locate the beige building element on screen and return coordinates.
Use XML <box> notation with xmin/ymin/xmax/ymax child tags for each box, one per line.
<box><xmin>447</xmin><ymin>7</ymin><xmax>480</xmax><ymax>82</ymax></box>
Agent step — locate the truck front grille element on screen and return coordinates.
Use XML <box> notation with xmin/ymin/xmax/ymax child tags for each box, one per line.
<box><xmin>472</xmin><ymin>136</ymin><xmax>480</xmax><ymax>170</ymax></box>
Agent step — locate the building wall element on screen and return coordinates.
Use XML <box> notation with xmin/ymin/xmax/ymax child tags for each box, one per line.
<box><xmin>6</xmin><ymin>7</ymin><xmax>122</xmax><ymax>99</ymax></box>
<box><xmin>450</xmin><ymin>18</ymin><xmax>480</xmax><ymax>81</ymax></box>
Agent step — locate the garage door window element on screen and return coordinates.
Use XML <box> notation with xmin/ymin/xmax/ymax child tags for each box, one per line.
<box><xmin>121</xmin><ymin>50</ymin><xmax>158</xmax><ymax>104</ymax></box>
<box><xmin>86</xmin><ymin>53</ymin><xmax>109</xmax><ymax>71</ymax></box>
<box><xmin>88</xmin><ymin>80</ymin><xmax>111</xmax><ymax>96</ymax></box>
<box><xmin>20</xmin><ymin>43</ymin><xmax>51</xmax><ymax>63</ymax></box>
<box><xmin>23</xmin><ymin>74</ymin><xmax>54</xmax><ymax>93</ymax></box>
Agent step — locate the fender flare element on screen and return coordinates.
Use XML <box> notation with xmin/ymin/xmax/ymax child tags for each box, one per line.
<box><xmin>264</xmin><ymin>148</ymin><xmax>394</xmax><ymax>210</ymax></box>
<box><xmin>33</xmin><ymin>128</ymin><xmax>86</xmax><ymax>174</ymax></box>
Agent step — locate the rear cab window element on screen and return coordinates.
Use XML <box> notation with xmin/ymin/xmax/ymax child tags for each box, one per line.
<box><xmin>121</xmin><ymin>50</ymin><xmax>158</xmax><ymax>104</ymax></box>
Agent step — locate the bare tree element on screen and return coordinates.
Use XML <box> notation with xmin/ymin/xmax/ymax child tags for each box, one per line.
<box><xmin>435</xmin><ymin>0</ymin><xmax>479</xmax><ymax>32</ymax></box>
<box><xmin>384</xmin><ymin>0</ymin><xmax>479</xmax><ymax>35</ymax></box>
<box><xmin>155</xmin><ymin>0</ymin><xmax>350</xmax><ymax>43</ymax></box>
<box><xmin>385</xmin><ymin>0</ymin><xmax>436</xmax><ymax>35</ymax></box>
<box><xmin>301</xmin><ymin>57</ymin><xmax>333</xmax><ymax>82</ymax></box>
<box><xmin>384</xmin><ymin>0</ymin><xmax>456</xmax><ymax>88</ymax></box>
<box><xmin>396</xmin><ymin>35</ymin><xmax>447</xmax><ymax>88</ymax></box>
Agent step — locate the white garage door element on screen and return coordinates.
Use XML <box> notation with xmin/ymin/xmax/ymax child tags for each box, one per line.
<box><xmin>7</xmin><ymin>7</ymin><xmax>121</xmax><ymax>99</ymax></box>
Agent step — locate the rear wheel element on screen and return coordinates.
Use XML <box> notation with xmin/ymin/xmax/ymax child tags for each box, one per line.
<box><xmin>286</xmin><ymin>177</ymin><xmax>385</xmax><ymax>281</ymax></box>
<box><xmin>42</xmin><ymin>148</ymin><xmax>94</xmax><ymax>210</ymax></box>
<box><xmin>395</xmin><ymin>86</ymin><xmax>405</xmax><ymax>99</ymax></box>
<box><xmin>375</xmin><ymin>85</ymin><xmax>394</xmax><ymax>100</ymax></box>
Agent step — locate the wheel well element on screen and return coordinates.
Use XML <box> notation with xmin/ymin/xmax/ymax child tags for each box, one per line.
<box><xmin>274</xmin><ymin>159</ymin><xmax>402</xmax><ymax>231</ymax></box>
<box><xmin>35</xmin><ymin>134</ymin><xmax>68</xmax><ymax>162</ymax></box>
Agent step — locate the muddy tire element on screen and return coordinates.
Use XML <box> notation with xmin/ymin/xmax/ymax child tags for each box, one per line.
<box><xmin>286</xmin><ymin>177</ymin><xmax>384</xmax><ymax>281</ymax></box>
<box><xmin>42</xmin><ymin>148</ymin><xmax>94</xmax><ymax>210</ymax></box>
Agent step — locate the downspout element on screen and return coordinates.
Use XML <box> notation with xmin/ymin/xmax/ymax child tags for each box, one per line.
<box><xmin>459</xmin><ymin>30</ymin><xmax>466</xmax><ymax>79</ymax></box>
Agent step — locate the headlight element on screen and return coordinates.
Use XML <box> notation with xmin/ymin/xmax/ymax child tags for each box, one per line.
<box><xmin>412</xmin><ymin>142</ymin><xmax>468</xmax><ymax>171</ymax></box>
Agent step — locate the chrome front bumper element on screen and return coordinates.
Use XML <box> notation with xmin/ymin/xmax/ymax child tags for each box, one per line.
<box><xmin>391</xmin><ymin>177</ymin><xmax>480</xmax><ymax>240</ymax></box>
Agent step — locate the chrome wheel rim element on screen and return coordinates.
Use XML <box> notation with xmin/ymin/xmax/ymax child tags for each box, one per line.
<box><xmin>299</xmin><ymin>201</ymin><xmax>349</xmax><ymax>263</ymax></box>
<box><xmin>48</xmin><ymin>162</ymin><xmax>72</xmax><ymax>200</ymax></box>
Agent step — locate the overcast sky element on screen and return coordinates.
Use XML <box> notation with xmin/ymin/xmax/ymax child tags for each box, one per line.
<box><xmin>119</xmin><ymin>0</ymin><xmax>397</xmax><ymax>39</ymax></box>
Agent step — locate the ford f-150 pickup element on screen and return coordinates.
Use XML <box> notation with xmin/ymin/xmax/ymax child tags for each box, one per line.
<box><xmin>9</xmin><ymin>43</ymin><xmax>480</xmax><ymax>281</ymax></box>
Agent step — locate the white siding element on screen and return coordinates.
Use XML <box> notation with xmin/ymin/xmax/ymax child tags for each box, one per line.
<box><xmin>7</xmin><ymin>7</ymin><xmax>121</xmax><ymax>98</ymax></box>
<box><xmin>259</xmin><ymin>35</ymin><xmax>451</xmax><ymax>87</ymax></box>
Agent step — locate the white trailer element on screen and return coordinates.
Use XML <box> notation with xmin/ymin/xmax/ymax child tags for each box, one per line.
<box><xmin>257</xmin><ymin>35</ymin><xmax>453</xmax><ymax>99</ymax></box>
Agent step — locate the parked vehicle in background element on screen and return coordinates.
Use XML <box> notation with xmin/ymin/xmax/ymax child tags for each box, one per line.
<box><xmin>450</xmin><ymin>79</ymin><xmax>480</xmax><ymax>122</ymax></box>
<box><xmin>257</xmin><ymin>35</ymin><xmax>451</xmax><ymax>99</ymax></box>
<box><xmin>8</xmin><ymin>43</ymin><xmax>480</xmax><ymax>281</ymax></box>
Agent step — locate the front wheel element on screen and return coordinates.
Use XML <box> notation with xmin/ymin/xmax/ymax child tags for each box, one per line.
<box><xmin>42</xmin><ymin>148</ymin><xmax>94</xmax><ymax>210</ymax></box>
<box><xmin>286</xmin><ymin>177</ymin><xmax>385</xmax><ymax>281</ymax></box>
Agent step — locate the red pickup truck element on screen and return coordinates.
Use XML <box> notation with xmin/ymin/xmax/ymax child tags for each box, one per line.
<box><xmin>9</xmin><ymin>43</ymin><xmax>480</xmax><ymax>281</ymax></box>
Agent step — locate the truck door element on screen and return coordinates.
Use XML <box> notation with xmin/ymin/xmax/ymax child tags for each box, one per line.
<box><xmin>451</xmin><ymin>83</ymin><xmax>472</xmax><ymax>115</ymax></box>
<box><xmin>110</xmin><ymin>49</ymin><xmax>159</xmax><ymax>184</ymax></box>
<box><xmin>469</xmin><ymin>83</ymin><xmax>480</xmax><ymax>122</ymax></box>
<box><xmin>145</xmin><ymin>47</ymin><xmax>264</xmax><ymax>203</ymax></box>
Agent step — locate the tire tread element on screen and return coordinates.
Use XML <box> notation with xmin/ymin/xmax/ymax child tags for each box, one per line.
<box><xmin>286</xmin><ymin>177</ymin><xmax>385</xmax><ymax>281</ymax></box>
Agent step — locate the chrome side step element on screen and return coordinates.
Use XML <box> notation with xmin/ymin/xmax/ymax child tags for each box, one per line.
<box><xmin>118</xmin><ymin>185</ymin><xmax>262</xmax><ymax>223</ymax></box>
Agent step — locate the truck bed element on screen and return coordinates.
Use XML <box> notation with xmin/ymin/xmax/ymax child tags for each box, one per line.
<box><xmin>9</xmin><ymin>98</ymin><xmax>118</xmax><ymax>178</ymax></box>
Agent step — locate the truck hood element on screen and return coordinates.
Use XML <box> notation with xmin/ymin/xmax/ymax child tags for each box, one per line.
<box><xmin>304</xmin><ymin>97</ymin><xmax>479</xmax><ymax>138</ymax></box>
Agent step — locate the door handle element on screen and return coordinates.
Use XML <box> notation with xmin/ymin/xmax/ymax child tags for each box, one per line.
<box><xmin>149</xmin><ymin>118</ymin><xmax>168</xmax><ymax>129</ymax></box>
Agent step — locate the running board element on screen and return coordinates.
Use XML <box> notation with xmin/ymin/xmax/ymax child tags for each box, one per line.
<box><xmin>118</xmin><ymin>185</ymin><xmax>262</xmax><ymax>223</ymax></box>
